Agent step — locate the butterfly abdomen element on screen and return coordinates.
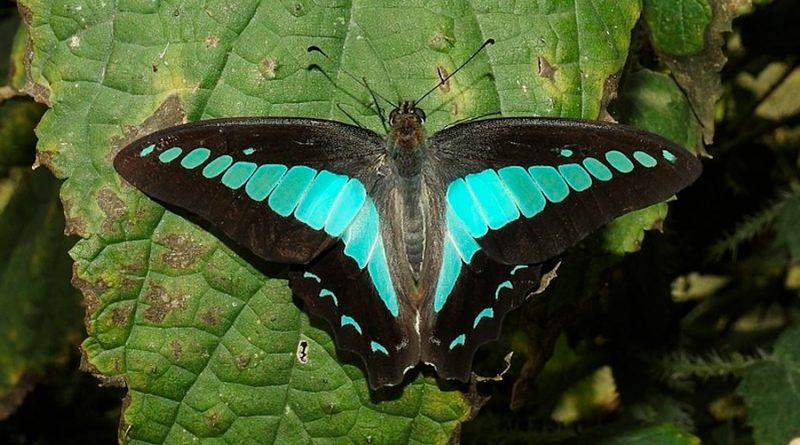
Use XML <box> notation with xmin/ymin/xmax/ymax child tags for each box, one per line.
<box><xmin>398</xmin><ymin>176</ymin><xmax>425</xmax><ymax>279</ymax></box>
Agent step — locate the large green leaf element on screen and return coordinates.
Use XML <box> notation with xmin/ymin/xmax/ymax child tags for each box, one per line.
<box><xmin>17</xmin><ymin>0</ymin><xmax>693</xmax><ymax>442</ymax></box>
<box><xmin>738</xmin><ymin>324</ymin><xmax>800</xmax><ymax>445</ymax></box>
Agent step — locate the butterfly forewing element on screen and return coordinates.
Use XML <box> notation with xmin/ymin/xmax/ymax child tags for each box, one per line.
<box><xmin>427</xmin><ymin>118</ymin><xmax>702</xmax><ymax>265</ymax></box>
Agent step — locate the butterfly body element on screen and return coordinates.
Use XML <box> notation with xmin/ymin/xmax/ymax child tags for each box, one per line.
<box><xmin>115</xmin><ymin>104</ymin><xmax>701</xmax><ymax>389</ymax></box>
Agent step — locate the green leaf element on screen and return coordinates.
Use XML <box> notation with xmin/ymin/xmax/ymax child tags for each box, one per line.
<box><xmin>8</xmin><ymin>18</ymin><xmax>29</xmax><ymax>92</ymax></box>
<box><xmin>612</xmin><ymin>69</ymin><xmax>702</xmax><ymax>152</ymax></box>
<box><xmin>738</xmin><ymin>324</ymin><xmax>800</xmax><ymax>445</ymax></box>
<box><xmin>0</xmin><ymin>168</ymin><xmax>81</xmax><ymax>418</ymax></box>
<box><xmin>17</xmin><ymin>0</ymin><xmax>685</xmax><ymax>442</ymax></box>
<box><xmin>642</xmin><ymin>0</ymin><xmax>712</xmax><ymax>56</ymax></box>
<box><xmin>651</xmin><ymin>0</ymin><xmax>750</xmax><ymax>144</ymax></box>
<box><xmin>595</xmin><ymin>424</ymin><xmax>701</xmax><ymax>445</ymax></box>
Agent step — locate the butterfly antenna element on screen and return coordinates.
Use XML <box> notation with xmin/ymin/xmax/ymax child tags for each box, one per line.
<box><xmin>307</xmin><ymin>46</ymin><xmax>399</xmax><ymax>110</ymax></box>
<box><xmin>414</xmin><ymin>38</ymin><xmax>495</xmax><ymax>107</ymax></box>
<box><xmin>362</xmin><ymin>77</ymin><xmax>389</xmax><ymax>133</ymax></box>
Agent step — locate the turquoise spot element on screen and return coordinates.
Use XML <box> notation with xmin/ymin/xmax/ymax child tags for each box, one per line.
<box><xmin>582</xmin><ymin>157</ymin><xmax>613</xmax><ymax>181</ymax></box>
<box><xmin>662</xmin><ymin>149</ymin><xmax>677</xmax><ymax>163</ymax></box>
<box><xmin>202</xmin><ymin>155</ymin><xmax>234</xmax><ymax>179</ymax></box>
<box><xmin>446</xmin><ymin>208</ymin><xmax>480</xmax><ymax>264</ymax></box>
<box><xmin>529</xmin><ymin>166</ymin><xmax>570</xmax><ymax>203</ymax></box>
<box><xmin>303</xmin><ymin>271</ymin><xmax>321</xmax><ymax>282</ymax></box>
<box><xmin>139</xmin><ymin>144</ymin><xmax>155</xmax><ymax>157</ymax></box>
<box><xmin>370</xmin><ymin>341</ymin><xmax>389</xmax><ymax>355</ymax></box>
<box><xmin>473</xmin><ymin>308</ymin><xmax>495</xmax><ymax>328</ymax></box>
<box><xmin>319</xmin><ymin>289</ymin><xmax>338</xmax><ymax>306</ymax></box>
<box><xmin>221</xmin><ymin>161</ymin><xmax>257</xmax><ymax>190</ymax></box>
<box><xmin>558</xmin><ymin>163</ymin><xmax>593</xmax><ymax>192</ymax></box>
<box><xmin>605</xmin><ymin>151</ymin><xmax>634</xmax><ymax>173</ymax></box>
<box><xmin>633</xmin><ymin>151</ymin><xmax>657</xmax><ymax>168</ymax></box>
<box><xmin>497</xmin><ymin>166</ymin><xmax>546</xmax><ymax>218</ymax></box>
<box><xmin>340</xmin><ymin>315</ymin><xmax>362</xmax><ymax>334</ymax></box>
<box><xmin>559</xmin><ymin>148</ymin><xmax>574</xmax><ymax>157</ymax></box>
<box><xmin>366</xmin><ymin>238</ymin><xmax>399</xmax><ymax>317</ymax></box>
<box><xmin>465</xmin><ymin>170</ymin><xmax>520</xmax><ymax>230</ymax></box>
<box><xmin>325</xmin><ymin>179</ymin><xmax>367</xmax><ymax>237</ymax></box>
<box><xmin>446</xmin><ymin>179</ymin><xmax>488</xmax><ymax>238</ymax></box>
<box><xmin>180</xmin><ymin>148</ymin><xmax>211</xmax><ymax>169</ymax></box>
<box><xmin>245</xmin><ymin>164</ymin><xmax>287</xmax><ymax>202</ymax></box>
<box><xmin>449</xmin><ymin>334</ymin><xmax>466</xmax><ymax>350</ymax></box>
<box><xmin>434</xmin><ymin>238</ymin><xmax>462</xmax><ymax>312</ymax></box>
<box><xmin>242</xmin><ymin>147</ymin><xmax>256</xmax><ymax>155</ymax></box>
<box><xmin>495</xmin><ymin>280</ymin><xmax>512</xmax><ymax>300</ymax></box>
<box><xmin>268</xmin><ymin>166</ymin><xmax>317</xmax><ymax>217</ymax></box>
<box><xmin>342</xmin><ymin>201</ymin><xmax>380</xmax><ymax>269</ymax></box>
<box><xmin>511</xmin><ymin>265</ymin><xmax>528</xmax><ymax>275</ymax></box>
<box><xmin>295</xmin><ymin>170</ymin><xmax>348</xmax><ymax>230</ymax></box>
<box><xmin>158</xmin><ymin>147</ymin><xmax>183</xmax><ymax>163</ymax></box>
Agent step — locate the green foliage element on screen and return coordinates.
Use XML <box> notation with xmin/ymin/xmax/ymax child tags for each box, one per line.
<box><xmin>0</xmin><ymin>11</ymin><xmax>81</xmax><ymax>422</ymax></box>
<box><xmin>4</xmin><ymin>0</ymin><xmax>800</xmax><ymax>444</ymax></box>
<box><xmin>642</xmin><ymin>0</ymin><xmax>713</xmax><ymax>56</ymax></box>
<box><xmin>596</xmin><ymin>425</ymin><xmax>701</xmax><ymax>445</ymax></box>
<box><xmin>738</xmin><ymin>325</ymin><xmax>800</xmax><ymax>445</ymax></box>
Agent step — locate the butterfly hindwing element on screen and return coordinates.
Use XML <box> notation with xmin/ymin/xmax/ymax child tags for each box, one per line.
<box><xmin>290</xmin><ymin>241</ymin><xmax>419</xmax><ymax>389</ymax></box>
<box><xmin>421</xmin><ymin>251</ymin><xmax>542</xmax><ymax>381</ymax></box>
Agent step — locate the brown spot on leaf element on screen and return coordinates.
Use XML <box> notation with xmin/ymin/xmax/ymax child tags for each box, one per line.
<box><xmin>170</xmin><ymin>339</ymin><xmax>183</xmax><ymax>359</ymax></box>
<box><xmin>598</xmin><ymin>74</ymin><xmax>621</xmax><ymax>122</ymax></box>
<box><xmin>160</xmin><ymin>234</ymin><xmax>203</xmax><ymax>269</ymax></box>
<box><xmin>72</xmin><ymin>267</ymin><xmax>110</xmax><ymax>316</ymax></box>
<box><xmin>537</xmin><ymin>56</ymin><xmax>558</xmax><ymax>82</ymax></box>
<box><xmin>15</xmin><ymin>3</ymin><xmax>52</xmax><ymax>107</ymax></box>
<box><xmin>200</xmin><ymin>306</ymin><xmax>223</xmax><ymax>326</ymax></box>
<box><xmin>205</xmin><ymin>34</ymin><xmax>220</xmax><ymax>48</ymax></box>
<box><xmin>437</xmin><ymin>66</ymin><xmax>450</xmax><ymax>93</ymax></box>
<box><xmin>235</xmin><ymin>354</ymin><xmax>249</xmax><ymax>369</ymax></box>
<box><xmin>61</xmin><ymin>198</ymin><xmax>88</xmax><ymax>237</ymax></box>
<box><xmin>206</xmin><ymin>412</ymin><xmax>219</xmax><ymax>427</ymax></box>
<box><xmin>111</xmin><ymin>306</ymin><xmax>131</xmax><ymax>326</ymax></box>
<box><xmin>97</xmin><ymin>187</ymin><xmax>127</xmax><ymax>230</ymax></box>
<box><xmin>79</xmin><ymin>350</ymin><xmax>126</xmax><ymax>387</ymax></box>
<box><xmin>143</xmin><ymin>284</ymin><xmax>187</xmax><ymax>323</ymax></box>
<box><xmin>260</xmin><ymin>58</ymin><xmax>278</xmax><ymax>79</ymax></box>
<box><xmin>32</xmin><ymin>150</ymin><xmax>54</xmax><ymax>174</ymax></box>
<box><xmin>112</xmin><ymin>95</ymin><xmax>185</xmax><ymax>156</ymax></box>
<box><xmin>428</xmin><ymin>31</ymin><xmax>454</xmax><ymax>52</ymax></box>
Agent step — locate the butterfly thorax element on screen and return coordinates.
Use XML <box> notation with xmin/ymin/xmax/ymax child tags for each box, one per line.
<box><xmin>386</xmin><ymin>101</ymin><xmax>428</xmax><ymax>282</ymax></box>
<box><xmin>387</xmin><ymin>101</ymin><xmax>426</xmax><ymax>179</ymax></box>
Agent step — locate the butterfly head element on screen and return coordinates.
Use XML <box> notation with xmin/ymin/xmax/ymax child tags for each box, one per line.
<box><xmin>388</xmin><ymin>101</ymin><xmax>426</xmax><ymax>147</ymax></box>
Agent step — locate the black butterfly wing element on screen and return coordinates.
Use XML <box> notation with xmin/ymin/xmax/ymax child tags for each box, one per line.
<box><xmin>115</xmin><ymin>118</ymin><xmax>419</xmax><ymax>389</ymax></box>
<box><xmin>420</xmin><ymin>118</ymin><xmax>702</xmax><ymax>381</ymax></box>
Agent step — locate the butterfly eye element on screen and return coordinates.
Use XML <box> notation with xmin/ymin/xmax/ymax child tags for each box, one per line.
<box><xmin>414</xmin><ymin>107</ymin><xmax>426</xmax><ymax>123</ymax></box>
<box><xmin>388</xmin><ymin>108</ymin><xmax>399</xmax><ymax>125</ymax></box>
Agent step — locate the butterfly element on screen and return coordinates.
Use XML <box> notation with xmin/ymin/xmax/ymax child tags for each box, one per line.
<box><xmin>113</xmin><ymin>40</ymin><xmax>702</xmax><ymax>389</ymax></box>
